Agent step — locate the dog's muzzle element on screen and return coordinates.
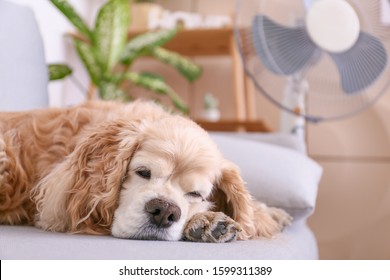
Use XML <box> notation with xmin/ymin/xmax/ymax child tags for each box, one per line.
<box><xmin>145</xmin><ymin>198</ymin><xmax>181</xmax><ymax>228</ymax></box>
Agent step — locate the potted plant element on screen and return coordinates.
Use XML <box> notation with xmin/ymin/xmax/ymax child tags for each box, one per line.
<box><xmin>49</xmin><ymin>0</ymin><xmax>201</xmax><ymax>113</ymax></box>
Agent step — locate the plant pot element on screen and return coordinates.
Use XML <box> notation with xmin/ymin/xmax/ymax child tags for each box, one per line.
<box><xmin>130</xmin><ymin>3</ymin><xmax>163</xmax><ymax>30</ymax></box>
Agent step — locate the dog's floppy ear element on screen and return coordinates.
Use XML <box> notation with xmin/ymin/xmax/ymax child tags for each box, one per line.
<box><xmin>210</xmin><ymin>160</ymin><xmax>285</xmax><ymax>240</ymax></box>
<box><xmin>34</xmin><ymin>120</ymin><xmax>140</xmax><ymax>235</ymax></box>
<box><xmin>210</xmin><ymin>160</ymin><xmax>256</xmax><ymax>239</ymax></box>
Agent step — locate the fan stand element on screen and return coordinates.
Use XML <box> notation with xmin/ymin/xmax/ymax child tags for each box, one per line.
<box><xmin>279</xmin><ymin>74</ymin><xmax>308</xmax><ymax>140</ymax></box>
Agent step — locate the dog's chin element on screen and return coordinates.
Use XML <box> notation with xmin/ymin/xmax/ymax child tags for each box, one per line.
<box><xmin>114</xmin><ymin>223</ymin><xmax>183</xmax><ymax>241</ymax></box>
<box><xmin>132</xmin><ymin>224</ymin><xmax>183</xmax><ymax>241</ymax></box>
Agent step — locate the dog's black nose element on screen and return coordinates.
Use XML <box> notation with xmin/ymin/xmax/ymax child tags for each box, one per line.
<box><xmin>145</xmin><ymin>198</ymin><xmax>181</xmax><ymax>228</ymax></box>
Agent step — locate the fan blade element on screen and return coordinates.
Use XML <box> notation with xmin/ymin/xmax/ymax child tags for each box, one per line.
<box><xmin>252</xmin><ymin>15</ymin><xmax>318</xmax><ymax>75</ymax></box>
<box><xmin>304</xmin><ymin>0</ymin><xmax>321</xmax><ymax>10</ymax></box>
<box><xmin>329</xmin><ymin>32</ymin><xmax>388</xmax><ymax>94</ymax></box>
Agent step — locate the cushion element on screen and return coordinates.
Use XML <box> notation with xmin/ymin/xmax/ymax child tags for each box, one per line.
<box><xmin>211</xmin><ymin>134</ymin><xmax>323</xmax><ymax>219</ymax></box>
<box><xmin>213</xmin><ymin>132</ymin><xmax>307</xmax><ymax>153</ymax></box>
<box><xmin>0</xmin><ymin>220</ymin><xmax>318</xmax><ymax>259</ymax></box>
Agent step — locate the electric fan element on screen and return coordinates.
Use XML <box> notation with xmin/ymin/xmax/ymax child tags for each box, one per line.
<box><xmin>235</xmin><ymin>0</ymin><xmax>390</xmax><ymax>131</ymax></box>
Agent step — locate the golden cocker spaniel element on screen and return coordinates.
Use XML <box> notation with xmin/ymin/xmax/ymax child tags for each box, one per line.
<box><xmin>0</xmin><ymin>101</ymin><xmax>291</xmax><ymax>242</ymax></box>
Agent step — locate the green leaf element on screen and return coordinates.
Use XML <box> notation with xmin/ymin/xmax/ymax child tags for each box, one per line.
<box><xmin>123</xmin><ymin>72</ymin><xmax>188</xmax><ymax>113</ymax></box>
<box><xmin>94</xmin><ymin>0</ymin><xmax>130</xmax><ymax>75</ymax></box>
<box><xmin>48</xmin><ymin>64</ymin><xmax>73</xmax><ymax>81</ymax></box>
<box><xmin>99</xmin><ymin>80</ymin><xmax>129</xmax><ymax>101</ymax></box>
<box><xmin>50</xmin><ymin>0</ymin><xmax>92</xmax><ymax>41</ymax></box>
<box><xmin>138</xmin><ymin>72</ymin><xmax>165</xmax><ymax>82</ymax></box>
<box><xmin>150</xmin><ymin>47</ymin><xmax>202</xmax><ymax>82</ymax></box>
<box><xmin>74</xmin><ymin>39</ymin><xmax>102</xmax><ymax>86</ymax></box>
<box><xmin>120</xmin><ymin>29</ymin><xmax>178</xmax><ymax>65</ymax></box>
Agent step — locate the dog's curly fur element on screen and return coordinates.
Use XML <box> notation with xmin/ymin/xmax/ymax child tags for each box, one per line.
<box><xmin>0</xmin><ymin>101</ymin><xmax>291</xmax><ymax>242</ymax></box>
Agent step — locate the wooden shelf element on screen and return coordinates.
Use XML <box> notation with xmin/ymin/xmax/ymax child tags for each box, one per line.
<box><xmin>129</xmin><ymin>28</ymin><xmax>263</xmax><ymax>129</ymax></box>
<box><xmin>131</xmin><ymin>28</ymin><xmax>254</xmax><ymax>124</ymax></box>
<box><xmin>195</xmin><ymin>120</ymin><xmax>272</xmax><ymax>132</ymax></box>
<box><xmin>129</xmin><ymin>28</ymin><xmax>233</xmax><ymax>56</ymax></box>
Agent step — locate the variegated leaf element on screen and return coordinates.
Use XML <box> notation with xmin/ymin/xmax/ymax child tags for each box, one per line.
<box><xmin>48</xmin><ymin>64</ymin><xmax>73</xmax><ymax>81</ymax></box>
<box><xmin>150</xmin><ymin>47</ymin><xmax>202</xmax><ymax>82</ymax></box>
<box><xmin>124</xmin><ymin>72</ymin><xmax>188</xmax><ymax>113</ymax></box>
<box><xmin>74</xmin><ymin>39</ymin><xmax>101</xmax><ymax>86</ymax></box>
<box><xmin>120</xmin><ymin>28</ymin><xmax>178</xmax><ymax>64</ymax></box>
<box><xmin>94</xmin><ymin>0</ymin><xmax>130</xmax><ymax>75</ymax></box>
<box><xmin>50</xmin><ymin>0</ymin><xmax>92</xmax><ymax>41</ymax></box>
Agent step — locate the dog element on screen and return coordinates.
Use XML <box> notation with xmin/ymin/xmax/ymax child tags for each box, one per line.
<box><xmin>0</xmin><ymin>100</ymin><xmax>291</xmax><ymax>242</ymax></box>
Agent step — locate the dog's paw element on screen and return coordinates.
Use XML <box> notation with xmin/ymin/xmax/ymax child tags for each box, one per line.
<box><xmin>183</xmin><ymin>211</ymin><xmax>242</xmax><ymax>243</ymax></box>
<box><xmin>268</xmin><ymin>207</ymin><xmax>293</xmax><ymax>229</ymax></box>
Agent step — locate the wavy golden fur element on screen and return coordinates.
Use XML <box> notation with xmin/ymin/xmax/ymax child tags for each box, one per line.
<box><xmin>0</xmin><ymin>101</ymin><xmax>291</xmax><ymax>242</ymax></box>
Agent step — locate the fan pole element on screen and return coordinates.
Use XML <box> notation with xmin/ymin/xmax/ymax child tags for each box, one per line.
<box><xmin>279</xmin><ymin>75</ymin><xmax>308</xmax><ymax>139</ymax></box>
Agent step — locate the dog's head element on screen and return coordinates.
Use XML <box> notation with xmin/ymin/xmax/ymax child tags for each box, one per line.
<box><xmin>111</xmin><ymin>116</ymin><xmax>223</xmax><ymax>240</ymax></box>
<box><xmin>34</xmin><ymin>115</ymin><xmax>255</xmax><ymax>240</ymax></box>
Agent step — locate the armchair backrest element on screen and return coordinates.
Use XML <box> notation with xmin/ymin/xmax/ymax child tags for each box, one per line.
<box><xmin>0</xmin><ymin>0</ymin><xmax>48</xmax><ymax>111</ymax></box>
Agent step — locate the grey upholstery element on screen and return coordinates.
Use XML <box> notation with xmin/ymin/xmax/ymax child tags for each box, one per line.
<box><xmin>0</xmin><ymin>220</ymin><xmax>317</xmax><ymax>260</ymax></box>
<box><xmin>0</xmin><ymin>0</ymin><xmax>48</xmax><ymax>111</ymax></box>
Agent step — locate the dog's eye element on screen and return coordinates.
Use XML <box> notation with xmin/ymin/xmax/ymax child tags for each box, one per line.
<box><xmin>186</xmin><ymin>191</ymin><xmax>203</xmax><ymax>199</ymax></box>
<box><xmin>135</xmin><ymin>169</ymin><xmax>151</xmax><ymax>179</ymax></box>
